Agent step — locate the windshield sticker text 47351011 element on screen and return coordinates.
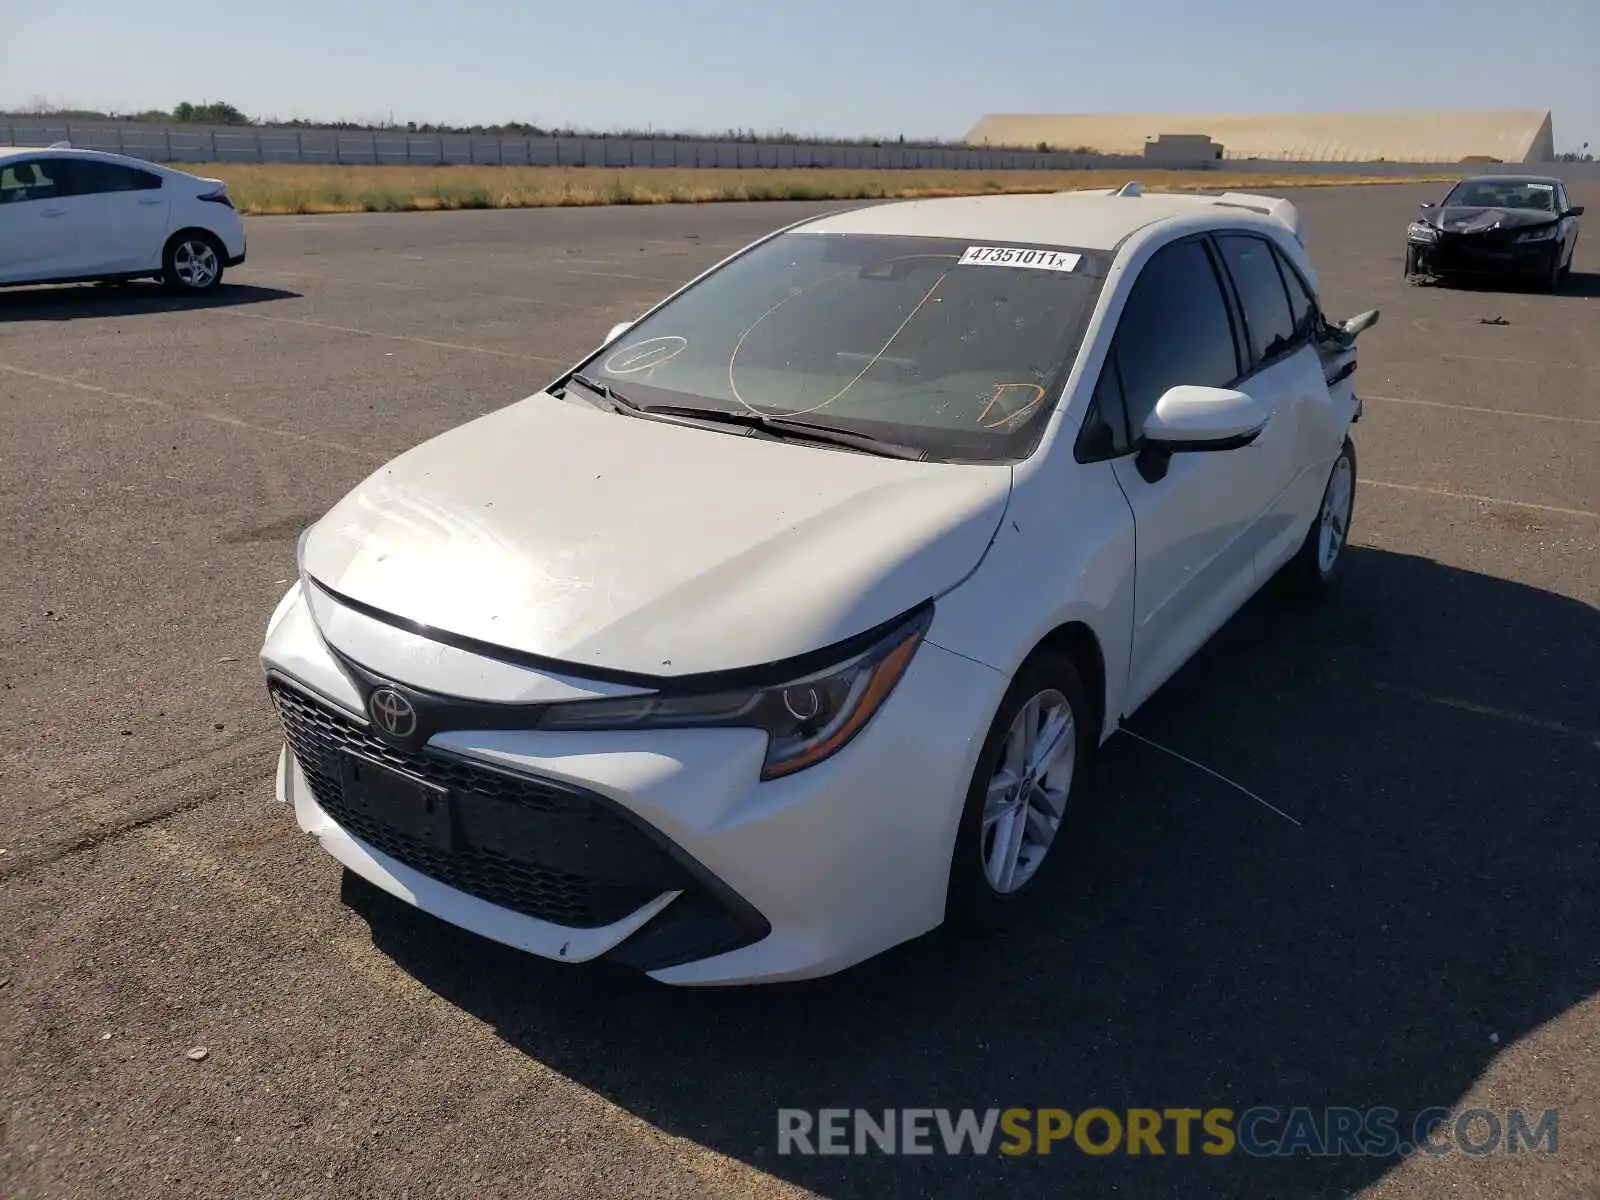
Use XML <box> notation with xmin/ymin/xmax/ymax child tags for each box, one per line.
<box><xmin>958</xmin><ymin>246</ymin><xmax>1082</xmax><ymax>273</ymax></box>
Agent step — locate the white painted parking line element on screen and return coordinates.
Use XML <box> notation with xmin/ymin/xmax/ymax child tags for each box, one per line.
<box><xmin>1361</xmin><ymin>478</ymin><xmax>1599</xmax><ymax>520</ymax></box>
<box><xmin>554</xmin><ymin>266</ymin><xmax>688</xmax><ymax>285</ymax></box>
<box><xmin>1439</xmin><ymin>353</ymin><xmax>1599</xmax><ymax>373</ymax></box>
<box><xmin>367</xmin><ymin>253</ymin><xmax>689</xmax><ymax>284</ymax></box>
<box><xmin>0</xmin><ymin>361</ymin><xmax>386</xmax><ymax>460</ymax></box>
<box><xmin>1363</xmin><ymin>394</ymin><xmax>1600</xmax><ymax>427</ymax></box>
<box><xmin>206</xmin><ymin>309</ymin><xmax>573</xmax><ymax>367</ymax></box>
<box><xmin>242</xmin><ymin>267</ymin><xmax>613</xmax><ymax>314</ymax></box>
<box><xmin>1374</xmin><ymin>683</ymin><xmax>1600</xmax><ymax>749</ymax></box>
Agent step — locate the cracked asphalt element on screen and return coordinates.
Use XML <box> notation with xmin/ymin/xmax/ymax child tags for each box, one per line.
<box><xmin>2</xmin><ymin>182</ymin><xmax>1597</xmax><ymax>1199</ymax></box>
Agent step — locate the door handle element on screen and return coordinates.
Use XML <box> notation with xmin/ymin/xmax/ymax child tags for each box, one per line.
<box><xmin>40</xmin><ymin>208</ymin><xmax>66</xmax><ymax>218</ymax></box>
<box><xmin>138</xmin><ymin>198</ymin><xmax>164</xmax><ymax>206</ymax></box>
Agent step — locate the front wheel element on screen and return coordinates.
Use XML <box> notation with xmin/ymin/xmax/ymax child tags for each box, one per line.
<box><xmin>162</xmin><ymin>232</ymin><xmax>225</xmax><ymax>292</ymax></box>
<box><xmin>945</xmin><ymin>650</ymin><xmax>1098</xmax><ymax>934</ymax></box>
<box><xmin>1278</xmin><ymin>436</ymin><xmax>1357</xmax><ymax>596</ymax></box>
<box><xmin>1540</xmin><ymin>248</ymin><xmax>1564</xmax><ymax>292</ymax></box>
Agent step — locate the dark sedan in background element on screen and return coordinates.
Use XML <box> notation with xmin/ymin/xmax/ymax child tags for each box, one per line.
<box><xmin>1404</xmin><ymin>174</ymin><xmax>1583</xmax><ymax>290</ymax></box>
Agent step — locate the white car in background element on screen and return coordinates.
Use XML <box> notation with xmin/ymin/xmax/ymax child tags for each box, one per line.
<box><xmin>261</xmin><ymin>184</ymin><xmax>1379</xmax><ymax>986</ymax></box>
<box><xmin>0</xmin><ymin>145</ymin><xmax>246</xmax><ymax>292</ymax></box>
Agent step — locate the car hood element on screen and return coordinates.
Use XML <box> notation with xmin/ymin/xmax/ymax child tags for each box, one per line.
<box><xmin>300</xmin><ymin>394</ymin><xmax>1013</xmax><ymax>680</ymax></box>
<box><xmin>1423</xmin><ymin>205</ymin><xmax>1558</xmax><ymax>234</ymax></box>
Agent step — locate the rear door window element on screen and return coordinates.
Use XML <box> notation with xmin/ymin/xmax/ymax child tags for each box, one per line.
<box><xmin>54</xmin><ymin>160</ymin><xmax>164</xmax><ymax>196</ymax></box>
<box><xmin>1272</xmin><ymin>245</ymin><xmax>1320</xmax><ymax>339</ymax></box>
<box><xmin>1217</xmin><ymin>233</ymin><xmax>1297</xmax><ymax>366</ymax></box>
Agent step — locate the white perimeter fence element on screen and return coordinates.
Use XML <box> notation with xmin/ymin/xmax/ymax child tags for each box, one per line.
<box><xmin>4</xmin><ymin>120</ymin><xmax>1598</xmax><ymax>181</ymax></box>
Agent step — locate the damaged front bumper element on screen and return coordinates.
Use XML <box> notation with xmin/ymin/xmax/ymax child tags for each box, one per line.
<box><xmin>1406</xmin><ymin>227</ymin><xmax>1561</xmax><ymax>278</ymax></box>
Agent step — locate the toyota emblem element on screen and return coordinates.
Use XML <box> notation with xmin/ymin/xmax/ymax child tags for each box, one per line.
<box><xmin>368</xmin><ymin>687</ymin><xmax>418</xmax><ymax>740</ymax></box>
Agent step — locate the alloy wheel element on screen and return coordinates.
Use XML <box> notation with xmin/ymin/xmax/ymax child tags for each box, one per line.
<box><xmin>981</xmin><ymin>689</ymin><xmax>1075</xmax><ymax>894</ymax></box>
<box><xmin>1318</xmin><ymin>452</ymin><xmax>1354</xmax><ymax>574</ymax></box>
<box><xmin>173</xmin><ymin>239</ymin><xmax>219</xmax><ymax>289</ymax></box>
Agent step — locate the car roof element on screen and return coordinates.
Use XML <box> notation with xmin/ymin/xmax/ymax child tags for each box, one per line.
<box><xmin>0</xmin><ymin>144</ymin><xmax>166</xmax><ymax>168</ymax></box>
<box><xmin>798</xmin><ymin>186</ymin><xmax>1304</xmax><ymax>252</ymax></box>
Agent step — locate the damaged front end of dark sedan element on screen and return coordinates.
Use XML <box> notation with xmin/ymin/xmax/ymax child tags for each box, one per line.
<box><xmin>1404</xmin><ymin>176</ymin><xmax>1582</xmax><ymax>291</ymax></box>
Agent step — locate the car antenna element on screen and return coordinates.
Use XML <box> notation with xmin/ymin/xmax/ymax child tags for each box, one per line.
<box><xmin>1114</xmin><ymin>181</ymin><xmax>1143</xmax><ymax>197</ymax></box>
<box><xmin>48</xmin><ymin>140</ymin><xmax>72</xmax><ymax>149</ymax></box>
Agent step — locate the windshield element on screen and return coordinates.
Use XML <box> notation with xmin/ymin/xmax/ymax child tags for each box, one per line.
<box><xmin>1443</xmin><ymin>179</ymin><xmax>1557</xmax><ymax>212</ymax></box>
<box><xmin>571</xmin><ymin>230</ymin><xmax>1110</xmax><ymax>462</ymax></box>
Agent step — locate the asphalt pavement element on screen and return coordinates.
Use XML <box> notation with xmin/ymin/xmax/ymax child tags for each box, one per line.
<box><xmin>2</xmin><ymin>182</ymin><xmax>1597</xmax><ymax>1199</ymax></box>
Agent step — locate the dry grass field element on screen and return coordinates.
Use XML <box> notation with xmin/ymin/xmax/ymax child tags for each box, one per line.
<box><xmin>199</xmin><ymin>163</ymin><xmax>1461</xmax><ymax>215</ymax></box>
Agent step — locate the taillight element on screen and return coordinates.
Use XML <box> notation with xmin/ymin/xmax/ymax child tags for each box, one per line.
<box><xmin>199</xmin><ymin>190</ymin><xmax>234</xmax><ymax>209</ymax></box>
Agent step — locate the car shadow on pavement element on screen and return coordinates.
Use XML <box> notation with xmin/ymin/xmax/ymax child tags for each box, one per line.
<box><xmin>1554</xmin><ymin>270</ymin><xmax>1600</xmax><ymax>298</ymax></box>
<box><xmin>343</xmin><ymin>543</ymin><xmax>1600</xmax><ymax>1200</ymax></box>
<box><xmin>1415</xmin><ymin>270</ymin><xmax>1600</xmax><ymax>298</ymax></box>
<box><xmin>0</xmin><ymin>281</ymin><xmax>299</xmax><ymax>321</ymax></box>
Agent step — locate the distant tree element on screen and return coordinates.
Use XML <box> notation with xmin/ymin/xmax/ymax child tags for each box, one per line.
<box><xmin>170</xmin><ymin>100</ymin><xmax>251</xmax><ymax>126</ymax></box>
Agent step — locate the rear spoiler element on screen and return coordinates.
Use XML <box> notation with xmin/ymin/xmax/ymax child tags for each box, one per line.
<box><xmin>1213</xmin><ymin>192</ymin><xmax>1306</xmax><ymax>246</ymax></box>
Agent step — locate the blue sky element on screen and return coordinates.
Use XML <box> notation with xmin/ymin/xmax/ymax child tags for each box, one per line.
<box><xmin>3</xmin><ymin>0</ymin><xmax>1595</xmax><ymax>151</ymax></box>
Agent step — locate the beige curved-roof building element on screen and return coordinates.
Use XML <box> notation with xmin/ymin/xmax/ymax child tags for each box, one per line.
<box><xmin>964</xmin><ymin>111</ymin><xmax>1556</xmax><ymax>164</ymax></box>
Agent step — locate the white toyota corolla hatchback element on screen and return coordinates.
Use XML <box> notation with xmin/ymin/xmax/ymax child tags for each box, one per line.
<box><xmin>0</xmin><ymin>146</ymin><xmax>246</xmax><ymax>291</ymax></box>
<box><xmin>261</xmin><ymin>185</ymin><xmax>1378</xmax><ymax>985</ymax></box>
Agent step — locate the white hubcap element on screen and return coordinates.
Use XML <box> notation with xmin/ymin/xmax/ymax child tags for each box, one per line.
<box><xmin>1318</xmin><ymin>453</ymin><xmax>1353</xmax><ymax>573</ymax></box>
<box><xmin>982</xmin><ymin>689</ymin><xmax>1075</xmax><ymax>894</ymax></box>
<box><xmin>174</xmin><ymin>240</ymin><xmax>218</xmax><ymax>288</ymax></box>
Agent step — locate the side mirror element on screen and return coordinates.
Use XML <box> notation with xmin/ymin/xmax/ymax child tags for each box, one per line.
<box><xmin>605</xmin><ymin>320</ymin><xmax>634</xmax><ymax>344</ymax></box>
<box><xmin>1341</xmin><ymin>308</ymin><xmax>1381</xmax><ymax>340</ymax></box>
<box><xmin>1420</xmin><ymin>200</ymin><xmax>1437</xmax><ymax>209</ymax></box>
<box><xmin>1137</xmin><ymin>385</ymin><xmax>1269</xmax><ymax>483</ymax></box>
<box><xmin>1566</xmin><ymin>205</ymin><xmax>1585</xmax><ymax>217</ymax></box>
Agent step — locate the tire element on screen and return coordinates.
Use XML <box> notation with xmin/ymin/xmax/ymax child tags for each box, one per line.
<box><xmin>1538</xmin><ymin>247</ymin><xmax>1563</xmax><ymax>293</ymax></box>
<box><xmin>945</xmin><ymin>649</ymin><xmax>1099</xmax><ymax>935</ymax></box>
<box><xmin>1278</xmin><ymin>436</ymin><xmax>1357</xmax><ymax>596</ymax></box>
<box><xmin>1404</xmin><ymin>245</ymin><xmax>1428</xmax><ymax>284</ymax></box>
<box><xmin>162</xmin><ymin>231</ymin><xmax>225</xmax><ymax>292</ymax></box>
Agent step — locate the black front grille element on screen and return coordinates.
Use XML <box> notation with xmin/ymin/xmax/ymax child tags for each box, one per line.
<box><xmin>269</xmin><ymin>680</ymin><xmax>694</xmax><ymax>928</ymax></box>
<box><xmin>1431</xmin><ymin>230</ymin><xmax>1535</xmax><ymax>268</ymax></box>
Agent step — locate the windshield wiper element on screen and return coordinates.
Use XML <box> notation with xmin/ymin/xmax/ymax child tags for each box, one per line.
<box><xmin>565</xmin><ymin>373</ymin><xmax>924</xmax><ymax>460</ymax></box>
<box><xmin>634</xmin><ymin>403</ymin><xmax>926</xmax><ymax>460</ymax></box>
<box><xmin>567</xmin><ymin>372</ymin><xmax>649</xmax><ymax>415</ymax></box>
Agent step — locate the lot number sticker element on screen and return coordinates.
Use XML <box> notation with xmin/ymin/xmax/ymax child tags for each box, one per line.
<box><xmin>959</xmin><ymin>246</ymin><xmax>1081</xmax><ymax>272</ymax></box>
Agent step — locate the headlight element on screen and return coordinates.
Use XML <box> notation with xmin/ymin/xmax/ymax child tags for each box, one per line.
<box><xmin>264</xmin><ymin>579</ymin><xmax>303</xmax><ymax>641</ymax></box>
<box><xmin>539</xmin><ymin>605</ymin><xmax>933</xmax><ymax>779</ymax></box>
<box><xmin>1406</xmin><ymin>222</ymin><xmax>1438</xmax><ymax>243</ymax></box>
<box><xmin>1515</xmin><ymin>224</ymin><xmax>1559</xmax><ymax>243</ymax></box>
<box><xmin>296</xmin><ymin>523</ymin><xmax>328</xmax><ymax>582</ymax></box>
